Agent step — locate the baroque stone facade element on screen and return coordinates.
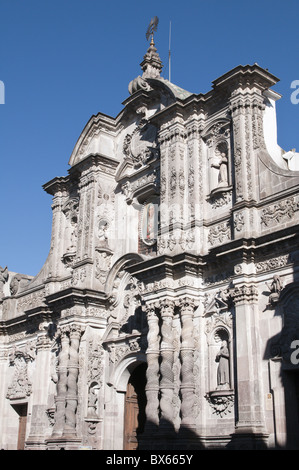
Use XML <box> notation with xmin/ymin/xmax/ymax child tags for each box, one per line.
<box><xmin>1</xmin><ymin>34</ymin><xmax>299</xmax><ymax>450</ymax></box>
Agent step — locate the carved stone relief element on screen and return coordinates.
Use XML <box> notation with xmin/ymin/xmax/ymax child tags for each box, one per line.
<box><xmin>61</xmin><ymin>197</ymin><xmax>79</xmax><ymax>267</ymax></box>
<box><xmin>123</xmin><ymin>109</ymin><xmax>159</xmax><ymax>169</ymax></box>
<box><xmin>261</xmin><ymin>196</ymin><xmax>299</xmax><ymax>228</ymax></box>
<box><xmin>7</xmin><ymin>344</ymin><xmax>35</xmax><ymax>400</ymax></box>
<box><xmin>208</xmin><ymin>221</ymin><xmax>231</xmax><ymax>247</ymax></box>
<box><xmin>265</xmin><ymin>274</ymin><xmax>284</xmax><ymax>307</ymax></box>
<box><xmin>95</xmin><ymin>248</ymin><xmax>113</xmax><ymax>285</ymax></box>
<box><xmin>0</xmin><ymin>266</ymin><xmax>8</xmax><ymax>300</ymax></box>
<box><xmin>87</xmin><ymin>340</ymin><xmax>104</xmax><ymax>418</ymax></box>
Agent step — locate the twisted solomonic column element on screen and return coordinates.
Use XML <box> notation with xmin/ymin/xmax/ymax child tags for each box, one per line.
<box><xmin>144</xmin><ymin>303</ymin><xmax>160</xmax><ymax>430</ymax></box>
<box><xmin>159</xmin><ymin>298</ymin><xmax>175</xmax><ymax>429</ymax></box>
<box><xmin>64</xmin><ymin>325</ymin><xmax>83</xmax><ymax>437</ymax></box>
<box><xmin>52</xmin><ymin>326</ymin><xmax>70</xmax><ymax>437</ymax></box>
<box><xmin>178</xmin><ymin>297</ymin><xmax>196</xmax><ymax>428</ymax></box>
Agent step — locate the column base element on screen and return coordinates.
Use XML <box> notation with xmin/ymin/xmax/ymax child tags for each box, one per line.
<box><xmin>227</xmin><ymin>428</ymin><xmax>269</xmax><ymax>450</ymax></box>
<box><xmin>45</xmin><ymin>437</ymin><xmax>82</xmax><ymax>450</ymax></box>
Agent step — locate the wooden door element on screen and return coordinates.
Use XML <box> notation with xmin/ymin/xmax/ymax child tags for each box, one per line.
<box><xmin>15</xmin><ymin>404</ymin><xmax>28</xmax><ymax>450</ymax></box>
<box><xmin>123</xmin><ymin>363</ymin><xmax>147</xmax><ymax>450</ymax></box>
<box><xmin>124</xmin><ymin>381</ymin><xmax>139</xmax><ymax>450</ymax></box>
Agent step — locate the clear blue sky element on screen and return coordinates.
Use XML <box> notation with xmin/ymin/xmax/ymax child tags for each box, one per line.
<box><xmin>0</xmin><ymin>0</ymin><xmax>298</xmax><ymax>276</ymax></box>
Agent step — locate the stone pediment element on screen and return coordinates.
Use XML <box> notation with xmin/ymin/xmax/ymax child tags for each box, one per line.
<box><xmin>69</xmin><ymin>112</ymin><xmax>118</xmax><ymax>167</ymax></box>
<box><xmin>115</xmin><ymin>158</ymin><xmax>134</xmax><ymax>181</ymax></box>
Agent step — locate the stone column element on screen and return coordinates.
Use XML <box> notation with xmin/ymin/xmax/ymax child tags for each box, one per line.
<box><xmin>52</xmin><ymin>327</ymin><xmax>70</xmax><ymax>437</ymax></box>
<box><xmin>179</xmin><ymin>298</ymin><xmax>195</xmax><ymax>428</ymax></box>
<box><xmin>159</xmin><ymin>299</ymin><xmax>175</xmax><ymax>429</ymax></box>
<box><xmin>231</xmin><ymin>284</ymin><xmax>267</xmax><ymax>439</ymax></box>
<box><xmin>64</xmin><ymin>325</ymin><xmax>82</xmax><ymax>437</ymax></box>
<box><xmin>144</xmin><ymin>303</ymin><xmax>160</xmax><ymax>430</ymax></box>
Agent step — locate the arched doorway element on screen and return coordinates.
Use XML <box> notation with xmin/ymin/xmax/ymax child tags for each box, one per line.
<box><xmin>123</xmin><ymin>363</ymin><xmax>147</xmax><ymax>450</ymax></box>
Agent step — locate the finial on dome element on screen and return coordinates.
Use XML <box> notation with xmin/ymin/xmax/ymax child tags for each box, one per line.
<box><xmin>141</xmin><ymin>16</ymin><xmax>163</xmax><ymax>79</ymax></box>
<box><xmin>128</xmin><ymin>17</ymin><xmax>163</xmax><ymax>95</ymax></box>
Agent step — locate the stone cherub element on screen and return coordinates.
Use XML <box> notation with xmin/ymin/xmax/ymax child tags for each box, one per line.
<box><xmin>0</xmin><ymin>266</ymin><xmax>8</xmax><ymax>300</ymax></box>
<box><xmin>266</xmin><ymin>274</ymin><xmax>283</xmax><ymax>306</ymax></box>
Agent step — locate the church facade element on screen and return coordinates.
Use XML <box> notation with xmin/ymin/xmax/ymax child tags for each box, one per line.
<box><xmin>1</xmin><ymin>36</ymin><xmax>299</xmax><ymax>450</ymax></box>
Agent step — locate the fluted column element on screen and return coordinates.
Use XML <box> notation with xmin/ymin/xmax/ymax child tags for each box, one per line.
<box><xmin>64</xmin><ymin>325</ymin><xmax>82</xmax><ymax>436</ymax></box>
<box><xmin>159</xmin><ymin>299</ymin><xmax>175</xmax><ymax>429</ymax></box>
<box><xmin>179</xmin><ymin>298</ymin><xmax>195</xmax><ymax>427</ymax></box>
<box><xmin>52</xmin><ymin>327</ymin><xmax>70</xmax><ymax>437</ymax></box>
<box><xmin>144</xmin><ymin>303</ymin><xmax>160</xmax><ymax>430</ymax></box>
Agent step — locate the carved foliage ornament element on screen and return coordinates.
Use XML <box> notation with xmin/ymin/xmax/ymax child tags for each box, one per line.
<box><xmin>261</xmin><ymin>196</ymin><xmax>299</xmax><ymax>228</ymax></box>
<box><xmin>87</xmin><ymin>340</ymin><xmax>104</xmax><ymax>418</ymax></box>
<box><xmin>205</xmin><ymin>391</ymin><xmax>234</xmax><ymax>417</ymax></box>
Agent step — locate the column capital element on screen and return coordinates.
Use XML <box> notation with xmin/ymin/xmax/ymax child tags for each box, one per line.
<box><xmin>175</xmin><ymin>296</ymin><xmax>196</xmax><ymax>315</ymax></box>
<box><xmin>69</xmin><ymin>324</ymin><xmax>84</xmax><ymax>337</ymax></box>
<box><xmin>142</xmin><ymin>301</ymin><xmax>159</xmax><ymax>317</ymax></box>
<box><xmin>159</xmin><ymin>298</ymin><xmax>175</xmax><ymax>317</ymax></box>
<box><xmin>231</xmin><ymin>284</ymin><xmax>259</xmax><ymax>305</ymax></box>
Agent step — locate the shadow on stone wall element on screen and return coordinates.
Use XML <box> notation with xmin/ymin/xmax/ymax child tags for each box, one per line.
<box><xmin>263</xmin><ymin>280</ymin><xmax>299</xmax><ymax>450</ymax></box>
<box><xmin>138</xmin><ymin>419</ymin><xmax>271</xmax><ymax>450</ymax></box>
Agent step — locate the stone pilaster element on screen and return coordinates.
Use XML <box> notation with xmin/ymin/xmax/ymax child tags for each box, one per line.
<box><xmin>77</xmin><ymin>172</ymin><xmax>94</xmax><ymax>261</ymax></box>
<box><xmin>26</xmin><ymin>323</ymin><xmax>52</xmax><ymax>448</ymax></box>
<box><xmin>231</xmin><ymin>284</ymin><xmax>266</xmax><ymax>436</ymax></box>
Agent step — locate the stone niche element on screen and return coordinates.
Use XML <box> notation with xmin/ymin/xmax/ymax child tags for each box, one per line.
<box><xmin>204</xmin><ymin>290</ymin><xmax>235</xmax><ymax>418</ymax></box>
<box><xmin>202</xmin><ymin>119</ymin><xmax>233</xmax><ymax>198</ymax></box>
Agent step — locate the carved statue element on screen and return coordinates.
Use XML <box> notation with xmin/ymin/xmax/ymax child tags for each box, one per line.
<box><xmin>0</xmin><ymin>266</ymin><xmax>8</xmax><ymax>299</ymax></box>
<box><xmin>216</xmin><ymin>340</ymin><xmax>230</xmax><ymax>390</ymax></box>
<box><xmin>87</xmin><ymin>383</ymin><xmax>99</xmax><ymax>418</ymax></box>
<box><xmin>97</xmin><ymin>219</ymin><xmax>109</xmax><ymax>246</ymax></box>
<box><xmin>218</xmin><ymin>152</ymin><xmax>228</xmax><ymax>186</ymax></box>
<box><xmin>267</xmin><ymin>274</ymin><xmax>283</xmax><ymax>294</ymax></box>
<box><xmin>212</xmin><ymin>152</ymin><xmax>228</xmax><ymax>188</ymax></box>
<box><xmin>266</xmin><ymin>274</ymin><xmax>283</xmax><ymax>305</ymax></box>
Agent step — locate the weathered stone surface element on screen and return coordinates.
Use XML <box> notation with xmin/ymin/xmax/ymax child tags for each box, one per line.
<box><xmin>1</xmin><ymin>34</ymin><xmax>299</xmax><ymax>451</ymax></box>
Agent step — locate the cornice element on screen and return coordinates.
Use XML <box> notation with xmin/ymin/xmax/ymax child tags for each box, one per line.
<box><xmin>212</xmin><ymin>64</ymin><xmax>279</xmax><ymax>92</ymax></box>
<box><xmin>45</xmin><ymin>287</ymin><xmax>108</xmax><ymax>310</ymax></box>
<box><xmin>43</xmin><ymin>176</ymin><xmax>70</xmax><ymax>196</ymax></box>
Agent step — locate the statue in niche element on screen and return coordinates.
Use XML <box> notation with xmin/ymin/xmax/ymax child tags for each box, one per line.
<box><xmin>210</xmin><ymin>142</ymin><xmax>229</xmax><ymax>191</ymax></box>
<box><xmin>218</xmin><ymin>152</ymin><xmax>228</xmax><ymax>187</ymax></box>
<box><xmin>215</xmin><ymin>340</ymin><xmax>230</xmax><ymax>390</ymax></box>
<box><xmin>97</xmin><ymin>219</ymin><xmax>109</xmax><ymax>247</ymax></box>
<box><xmin>87</xmin><ymin>382</ymin><xmax>100</xmax><ymax>418</ymax></box>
